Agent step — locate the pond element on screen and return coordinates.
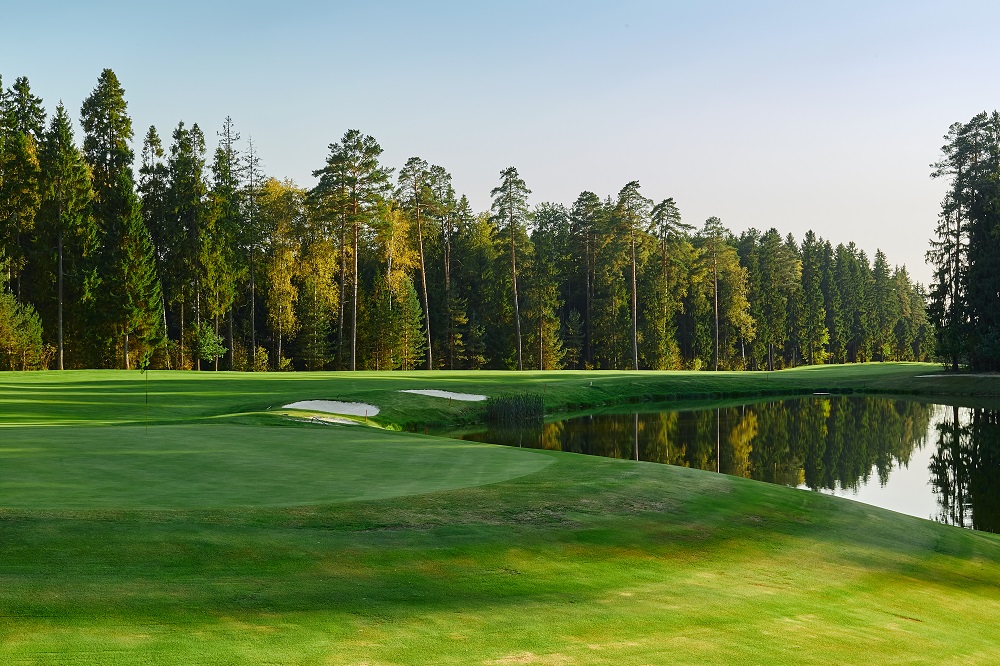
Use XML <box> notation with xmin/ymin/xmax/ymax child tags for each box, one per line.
<box><xmin>462</xmin><ymin>396</ymin><xmax>1000</xmax><ymax>533</ymax></box>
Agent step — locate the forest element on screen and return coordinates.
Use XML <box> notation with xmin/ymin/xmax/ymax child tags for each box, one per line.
<box><xmin>927</xmin><ymin>111</ymin><xmax>1000</xmax><ymax>372</ymax></box>
<box><xmin>0</xmin><ymin>69</ymin><xmax>934</xmax><ymax>371</ymax></box>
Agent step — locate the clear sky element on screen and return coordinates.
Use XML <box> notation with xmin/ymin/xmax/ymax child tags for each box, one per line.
<box><xmin>4</xmin><ymin>0</ymin><xmax>997</xmax><ymax>284</ymax></box>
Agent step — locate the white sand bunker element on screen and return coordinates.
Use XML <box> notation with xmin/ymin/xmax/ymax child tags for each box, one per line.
<box><xmin>399</xmin><ymin>389</ymin><xmax>488</xmax><ymax>401</ymax></box>
<box><xmin>282</xmin><ymin>400</ymin><xmax>380</xmax><ymax>416</ymax></box>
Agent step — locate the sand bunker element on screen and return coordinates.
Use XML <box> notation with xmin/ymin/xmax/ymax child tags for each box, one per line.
<box><xmin>399</xmin><ymin>389</ymin><xmax>488</xmax><ymax>402</ymax></box>
<box><xmin>282</xmin><ymin>400</ymin><xmax>380</xmax><ymax>416</ymax></box>
<box><xmin>286</xmin><ymin>415</ymin><xmax>357</xmax><ymax>426</ymax></box>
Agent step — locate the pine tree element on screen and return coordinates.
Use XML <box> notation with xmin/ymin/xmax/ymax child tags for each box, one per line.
<box><xmin>311</xmin><ymin>130</ymin><xmax>391</xmax><ymax>370</ymax></box>
<box><xmin>820</xmin><ymin>240</ymin><xmax>846</xmax><ymax>364</ymax></box>
<box><xmin>119</xmin><ymin>196</ymin><xmax>165</xmax><ymax>368</ymax></box>
<box><xmin>138</xmin><ymin>125</ymin><xmax>171</xmax><ymax>365</ymax></box>
<box><xmin>527</xmin><ymin>203</ymin><xmax>567</xmax><ymax>370</ymax></box>
<box><xmin>490</xmin><ymin>167</ymin><xmax>531</xmax><ymax>370</ymax></box>
<box><xmin>649</xmin><ymin>197</ymin><xmax>691</xmax><ymax>369</ymax></box>
<box><xmin>0</xmin><ymin>76</ymin><xmax>45</xmax><ymax>300</ymax></box>
<box><xmin>80</xmin><ymin>69</ymin><xmax>162</xmax><ymax>367</ymax></box>
<box><xmin>241</xmin><ymin>136</ymin><xmax>266</xmax><ymax>370</ymax></box>
<box><xmin>569</xmin><ymin>191</ymin><xmax>604</xmax><ymax>367</ymax></box>
<box><xmin>211</xmin><ymin>116</ymin><xmax>244</xmax><ymax>369</ymax></box>
<box><xmin>870</xmin><ymin>249</ymin><xmax>898</xmax><ymax>361</ymax></box>
<box><xmin>396</xmin><ymin>157</ymin><xmax>436</xmax><ymax>368</ymax></box>
<box><xmin>799</xmin><ymin>231</ymin><xmax>828</xmax><ymax>365</ymax></box>
<box><xmin>37</xmin><ymin>104</ymin><xmax>94</xmax><ymax>369</ymax></box>
<box><xmin>165</xmin><ymin>121</ymin><xmax>211</xmax><ymax>369</ymax></box>
<box><xmin>693</xmin><ymin>217</ymin><xmax>754</xmax><ymax>370</ymax></box>
<box><xmin>615</xmin><ymin>181</ymin><xmax>652</xmax><ymax>370</ymax></box>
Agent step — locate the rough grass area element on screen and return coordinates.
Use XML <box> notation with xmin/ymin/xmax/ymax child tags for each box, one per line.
<box><xmin>2</xmin><ymin>363</ymin><xmax>1000</xmax><ymax>664</ymax></box>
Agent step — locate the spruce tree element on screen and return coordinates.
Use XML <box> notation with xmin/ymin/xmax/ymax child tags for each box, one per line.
<box><xmin>80</xmin><ymin>69</ymin><xmax>162</xmax><ymax>367</ymax></box>
<box><xmin>211</xmin><ymin>116</ymin><xmax>244</xmax><ymax>369</ymax></box>
<box><xmin>37</xmin><ymin>104</ymin><xmax>94</xmax><ymax>369</ymax></box>
<box><xmin>798</xmin><ymin>231</ymin><xmax>828</xmax><ymax>365</ymax></box>
<box><xmin>0</xmin><ymin>76</ymin><xmax>45</xmax><ymax>300</ymax></box>
<box><xmin>138</xmin><ymin>125</ymin><xmax>171</xmax><ymax>365</ymax></box>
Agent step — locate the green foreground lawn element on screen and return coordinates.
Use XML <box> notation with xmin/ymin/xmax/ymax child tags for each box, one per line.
<box><xmin>3</xmin><ymin>363</ymin><xmax>1000</xmax><ymax>664</ymax></box>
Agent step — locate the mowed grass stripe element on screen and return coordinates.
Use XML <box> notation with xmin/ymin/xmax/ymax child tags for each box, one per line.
<box><xmin>0</xmin><ymin>424</ymin><xmax>552</xmax><ymax>509</ymax></box>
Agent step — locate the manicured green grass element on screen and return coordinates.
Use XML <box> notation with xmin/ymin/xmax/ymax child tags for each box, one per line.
<box><xmin>3</xmin><ymin>363</ymin><xmax>1000</xmax><ymax>664</ymax></box>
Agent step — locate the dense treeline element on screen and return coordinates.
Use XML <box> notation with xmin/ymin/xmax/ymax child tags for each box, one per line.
<box><xmin>0</xmin><ymin>70</ymin><xmax>933</xmax><ymax>371</ymax></box>
<box><xmin>928</xmin><ymin>111</ymin><xmax>1000</xmax><ymax>371</ymax></box>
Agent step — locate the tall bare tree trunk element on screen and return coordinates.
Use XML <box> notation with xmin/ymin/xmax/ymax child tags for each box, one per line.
<box><xmin>351</xmin><ymin>204</ymin><xmax>359</xmax><ymax>371</ymax></box>
<box><xmin>444</xmin><ymin>217</ymin><xmax>453</xmax><ymax>369</ymax></box>
<box><xmin>631</xmin><ymin>231</ymin><xmax>639</xmax><ymax>371</ymax></box>
<box><xmin>510</xmin><ymin>191</ymin><xmax>523</xmax><ymax>371</ymax></box>
<box><xmin>195</xmin><ymin>286</ymin><xmax>201</xmax><ymax>371</ymax></box>
<box><xmin>585</xmin><ymin>231</ymin><xmax>592</xmax><ymax>366</ymax></box>
<box><xmin>57</xmin><ymin>226</ymin><xmax>64</xmax><ymax>370</ymax></box>
<box><xmin>416</xmin><ymin>208</ymin><xmax>432</xmax><ymax>369</ymax></box>
<box><xmin>250</xmin><ymin>259</ymin><xmax>256</xmax><ymax>371</ymax></box>
<box><xmin>714</xmin><ymin>249</ymin><xmax>720</xmax><ymax>372</ymax></box>
<box><xmin>337</xmin><ymin>213</ymin><xmax>347</xmax><ymax>369</ymax></box>
<box><xmin>180</xmin><ymin>302</ymin><xmax>185</xmax><ymax>370</ymax></box>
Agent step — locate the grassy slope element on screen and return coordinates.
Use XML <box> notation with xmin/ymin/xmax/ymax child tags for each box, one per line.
<box><xmin>2</xmin><ymin>363</ymin><xmax>1000</xmax><ymax>664</ymax></box>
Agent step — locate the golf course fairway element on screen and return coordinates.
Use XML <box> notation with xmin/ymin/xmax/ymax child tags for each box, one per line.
<box><xmin>2</xmin><ymin>363</ymin><xmax>1000</xmax><ymax>664</ymax></box>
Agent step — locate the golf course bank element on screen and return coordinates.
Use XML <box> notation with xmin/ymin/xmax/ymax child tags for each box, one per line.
<box><xmin>3</xmin><ymin>363</ymin><xmax>1000</xmax><ymax>664</ymax></box>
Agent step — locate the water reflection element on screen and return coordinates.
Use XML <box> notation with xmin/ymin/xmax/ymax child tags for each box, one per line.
<box><xmin>930</xmin><ymin>406</ymin><xmax>1000</xmax><ymax>533</ymax></box>
<box><xmin>463</xmin><ymin>397</ymin><xmax>1000</xmax><ymax>533</ymax></box>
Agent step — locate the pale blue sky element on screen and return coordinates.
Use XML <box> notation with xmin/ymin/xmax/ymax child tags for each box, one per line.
<box><xmin>4</xmin><ymin>0</ymin><xmax>997</xmax><ymax>283</ymax></box>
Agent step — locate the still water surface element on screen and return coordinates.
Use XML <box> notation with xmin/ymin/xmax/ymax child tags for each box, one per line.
<box><xmin>463</xmin><ymin>397</ymin><xmax>1000</xmax><ymax>533</ymax></box>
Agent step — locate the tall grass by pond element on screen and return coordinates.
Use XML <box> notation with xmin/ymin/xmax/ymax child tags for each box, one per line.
<box><xmin>485</xmin><ymin>392</ymin><xmax>545</xmax><ymax>425</ymax></box>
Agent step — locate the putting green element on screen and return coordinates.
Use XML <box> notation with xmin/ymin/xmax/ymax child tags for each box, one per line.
<box><xmin>0</xmin><ymin>423</ymin><xmax>552</xmax><ymax>510</ymax></box>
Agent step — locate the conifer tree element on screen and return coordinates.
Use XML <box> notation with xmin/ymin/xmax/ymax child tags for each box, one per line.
<box><xmin>820</xmin><ymin>240</ymin><xmax>846</xmax><ymax>363</ymax></box>
<box><xmin>37</xmin><ymin>104</ymin><xmax>94</xmax><ymax>369</ymax></box>
<box><xmin>396</xmin><ymin>157</ymin><xmax>435</xmax><ymax>368</ymax></box>
<box><xmin>800</xmin><ymin>230</ymin><xmax>828</xmax><ymax>364</ymax></box>
<box><xmin>80</xmin><ymin>69</ymin><xmax>162</xmax><ymax>367</ymax></box>
<box><xmin>616</xmin><ymin>181</ymin><xmax>652</xmax><ymax>370</ymax></box>
<box><xmin>490</xmin><ymin>167</ymin><xmax>531</xmax><ymax>370</ymax></box>
<box><xmin>241</xmin><ymin>136</ymin><xmax>266</xmax><ymax>369</ymax></box>
<box><xmin>569</xmin><ymin>191</ymin><xmax>603</xmax><ymax>366</ymax></box>
<box><xmin>312</xmin><ymin>130</ymin><xmax>391</xmax><ymax>370</ymax></box>
<box><xmin>139</xmin><ymin>125</ymin><xmax>169</xmax><ymax>339</ymax></box>
<box><xmin>527</xmin><ymin>203</ymin><xmax>567</xmax><ymax>369</ymax></box>
<box><xmin>165</xmin><ymin>121</ymin><xmax>211</xmax><ymax>369</ymax></box>
<box><xmin>0</xmin><ymin>76</ymin><xmax>45</xmax><ymax>300</ymax></box>
<box><xmin>871</xmin><ymin>249</ymin><xmax>898</xmax><ymax>360</ymax></box>
<box><xmin>649</xmin><ymin>197</ymin><xmax>691</xmax><ymax>369</ymax></box>
<box><xmin>211</xmin><ymin>116</ymin><xmax>244</xmax><ymax>369</ymax></box>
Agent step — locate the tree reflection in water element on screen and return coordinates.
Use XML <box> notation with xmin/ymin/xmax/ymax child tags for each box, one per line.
<box><xmin>930</xmin><ymin>407</ymin><xmax>1000</xmax><ymax>533</ymax></box>
<box><xmin>469</xmin><ymin>397</ymin><xmax>930</xmax><ymax>487</ymax></box>
<box><xmin>466</xmin><ymin>397</ymin><xmax>1000</xmax><ymax>532</ymax></box>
